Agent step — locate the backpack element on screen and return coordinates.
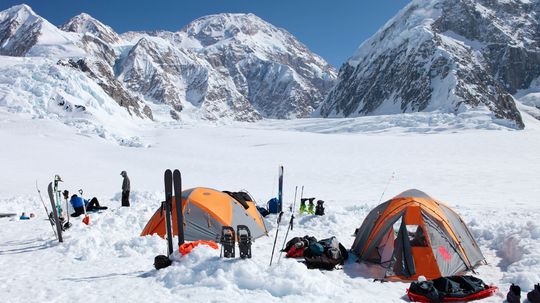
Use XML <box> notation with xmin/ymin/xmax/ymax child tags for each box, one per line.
<box><xmin>282</xmin><ymin>236</ymin><xmax>318</xmax><ymax>258</ymax></box>
<box><xmin>257</xmin><ymin>206</ymin><xmax>270</xmax><ymax>217</ymax></box>
<box><xmin>304</xmin><ymin>236</ymin><xmax>348</xmax><ymax>270</ymax></box>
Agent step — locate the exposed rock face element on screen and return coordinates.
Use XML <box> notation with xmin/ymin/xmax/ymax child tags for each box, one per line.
<box><xmin>319</xmin><ymin>0</ymin><xmax>539</xmax><ymax>129</ymax></box>
<box><xmin>120</xmin><ymin>13</ymin><xmax>337</xmax><ymax>120</ymax></box>
<box><xmin>1</xmin><ymin>5</ymin><xmax>336</xmax><ymax>123</ymax></box>
<box><xmin>0</xmin><ymin>4</ymin><xmax>41</xmax><ymax>56</ymax></box>
<box><xmin>58</xmin><ymin>58</ymin><xmax>153</xmax><ymax>120</ymax></box>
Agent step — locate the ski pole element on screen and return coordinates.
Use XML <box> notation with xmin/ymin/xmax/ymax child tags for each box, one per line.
<box><xmin>378</xmin><ymin>172</ymin><xmax>395</xmax><ymax>203</ymax></box>
<box><xmin>64</xmin><ymin>195</ymin><xmax>71</xmax><ymax>227</ymax></box>
<box><xmin>269</xmin><ymin>211</ymin><xmax>284</xmax><ymax>266</ymax></box>
<box><xmin>79</xmin><ymin>189</ymin><xmax>89</xmax><ymax>225</ymax></box>
<box><xmin>278</xmin><ymin>187</ymin><xmax>298</xmax><ymax>263</ymax></box>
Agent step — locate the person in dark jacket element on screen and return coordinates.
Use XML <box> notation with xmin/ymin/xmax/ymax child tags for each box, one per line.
<box><xmin>68</xmin><ymin>192</ymin><xmax>107</xmax><ymax>217</ymax></box>
<box><xmin>120</xmin><ymin>171</ymin><xmax>130</xmax><ymax>207</ymax></box>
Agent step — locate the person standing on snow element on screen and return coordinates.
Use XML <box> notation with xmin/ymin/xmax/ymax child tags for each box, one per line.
<box><xmin>121</xmin><ymin>171</ymin><xmax>130</xmax><ymax>207</ymax></box>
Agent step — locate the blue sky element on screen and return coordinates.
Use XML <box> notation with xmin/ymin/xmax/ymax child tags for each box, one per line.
<box><xmin>1</xmin><ymin>0</ymin><xmax>410</xmax><ymax>67</ymax></box>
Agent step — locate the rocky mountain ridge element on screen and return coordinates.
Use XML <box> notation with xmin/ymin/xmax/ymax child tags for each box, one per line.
<box><xmin>318</xmin><ymin>0</ymin><xmax>540</xmax><ymax>129</ymax></box>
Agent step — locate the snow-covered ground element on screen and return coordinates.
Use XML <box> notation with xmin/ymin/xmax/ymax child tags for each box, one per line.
<box><xmin>1</xmin><ymin>108</ymin><xmax>539</xmax><ymax>302</ymax></box>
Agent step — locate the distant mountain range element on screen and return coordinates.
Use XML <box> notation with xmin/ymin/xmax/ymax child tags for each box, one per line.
<box><xmin>1</xmin><ymin>2</ymin><xmax>539</xmax><ymax>131</ymax></box>
<box><xmin>0</xmin><ymin>4</ymin><xmax>336</xmax><ymax>125</ymax></box>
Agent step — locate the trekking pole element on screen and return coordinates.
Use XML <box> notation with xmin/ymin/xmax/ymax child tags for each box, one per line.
<box><xmin>64</xmin><ymin>195</ymin><xmax>71</xmax><ymax>229</ymax></box>
<box><xmin>278</xmin><ymin>186</ymin><xmax>298</xmax><ymax>263</ymax></box>
<box><xmin>378</xmin><ymin>172</ymin><xmax>395</xmax><ymax>203</ymax></box>
<box><xmin>36</xmin><ymin>181</ymin><xmax>58</xmax><ymax>239</ymax></box>
<box><xmin>79</xmin><ymin>189</ymin><xmax>90</xmax><ymax>225</ymax></box>
<box><xmin>269</xmin><ymin>211</ymin><xmax>284</xmax><ymax>266</ymax></box>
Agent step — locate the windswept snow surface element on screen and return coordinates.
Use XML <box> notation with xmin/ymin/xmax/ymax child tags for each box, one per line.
<box><xmin>1</xmin><ymin>111</ymin><xmax>540</xmax><ymax>302</ymax></box>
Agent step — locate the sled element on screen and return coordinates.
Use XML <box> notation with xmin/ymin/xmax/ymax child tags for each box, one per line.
<box><xmin>406</xmin><ymin>285</ymin><xmax>498</xmax><ymax>302</ymax></box>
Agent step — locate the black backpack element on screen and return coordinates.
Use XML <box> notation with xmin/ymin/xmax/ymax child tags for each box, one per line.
<box><xmin>304</xmin><ymin>236</ymin><xmax>348</xmax><ymax>270</ymax></box>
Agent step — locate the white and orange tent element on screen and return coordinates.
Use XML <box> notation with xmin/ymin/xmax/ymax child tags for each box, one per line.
<box><xmin>141</xmin><ymin>187</ymin><xmax>268</xmax><ymax>241</ymax></box>
<box><xmin>351</xmin><ymin>189</ymin><xmax>485</xmax><ymax>281</ymax></box>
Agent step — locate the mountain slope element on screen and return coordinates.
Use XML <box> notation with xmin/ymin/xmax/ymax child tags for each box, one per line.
<box><xmin>0</xmin><ymin>4</ymin><xmax>83</xmax><ymax>57</ymax></box>
<box><xmin>0</xmin><ymin>5</ymin><xmax>336</xmax><ymax>126</ymax></box>
<box><xmin>125</xmin><ymin>13</ymin><xmax>337</xmax><ymax>120</ymax></box>
<box><xmin>318</xmin><ymin>0</ymin><xmax>539</xmax><ymax>129</ymax></box>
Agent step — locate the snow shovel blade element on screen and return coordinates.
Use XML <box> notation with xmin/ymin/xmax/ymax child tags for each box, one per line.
<box><xmin>82</xmin><ymin>215</ymin><xmax>90</xmax><ymax>225</ymax></box>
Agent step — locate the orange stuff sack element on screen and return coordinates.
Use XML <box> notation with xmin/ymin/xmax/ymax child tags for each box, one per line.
<box><xmin>179</xmin><ymin>240</ymin><xmax>219</xmax><ymax>256</ymax></box>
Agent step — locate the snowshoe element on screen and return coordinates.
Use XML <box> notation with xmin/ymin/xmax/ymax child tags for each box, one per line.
<box><xmin>507</xmin><ymin>283</ymin><xmax>521</xmax><ymax>303</ymax></box>
<box><xmin>154</xmin><ymin>254</ymin><xmax>172</xmax><ymax>270</ymax></box>
<box><xmin>528</xmin><ymin>284</ymin><xmax>540</xmax><ymax>303</ymax></box>
<box><xmin>220</xmin><ymin>226</ymin><xmax>235</xmax><ymax>258</ymax></box>
<box><xmin>237</xmin><ymin>225</ymin><xmax>252</xmax><ymax>259</ymax></box>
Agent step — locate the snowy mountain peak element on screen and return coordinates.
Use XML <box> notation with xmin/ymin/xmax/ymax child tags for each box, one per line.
<box><xmin>179</xmin><ymin>12</ymin><xmax>303</xmax><ymax>52</ymax></box>
<box><xmin>0</xmin><ymin>4</ymin><xmax>83</xmax><ymax>57</ymax></box>
<box><xmin>318</xmin><ymin>0</ymin><xmax>539</xmax><ymax>129</ymax></box>
<box><xmin>61</xmin><ymin>12</ymin><xmax>120</xmax><ymax>44</ymax></box>
<box><xmin>1</xmin><ymin>3</ymin><xmax>37</xmax><ymax>19</ymax></box>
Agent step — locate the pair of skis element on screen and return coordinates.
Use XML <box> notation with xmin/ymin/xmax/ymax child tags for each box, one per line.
<box><xmin>220</xmin><ymin>225</ymin><xmax>252</xmax><ymax>259</ymax></box>
<box><xmin>159</xmin><ymin>169</ymin><xmax>184</xmax><ymax>260</ymax></box>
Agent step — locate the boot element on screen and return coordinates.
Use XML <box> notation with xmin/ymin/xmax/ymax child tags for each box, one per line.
<box><xmin>506</xmin><ymin>284</ymin><xmax>521</xmax><ymax>303</ymax></box>
<box><xmin>528</xmin><ymin>284</ymin><xmax>540</xmax><ymax>303</ymax></box>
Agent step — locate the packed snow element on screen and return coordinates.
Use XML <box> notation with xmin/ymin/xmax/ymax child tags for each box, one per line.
<box><xmin>1</xmin><ymin>107</ymin><xmax>540</xmax><ymax>302</ymax></box>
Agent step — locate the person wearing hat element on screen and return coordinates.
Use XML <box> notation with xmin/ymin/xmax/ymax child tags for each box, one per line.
<box><xmin>120</xmin><ymin>171</ymin><xmax>130</xmax><ymax>207</ymax></box>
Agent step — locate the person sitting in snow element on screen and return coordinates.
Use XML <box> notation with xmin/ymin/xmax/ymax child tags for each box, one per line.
<box><xmin>65</xmin><ymin>190</ymin><xmax>107</xmax><ymax>217</ymax></box>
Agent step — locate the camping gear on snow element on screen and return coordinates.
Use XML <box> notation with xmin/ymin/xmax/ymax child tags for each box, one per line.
<box><xmin>179</xmin><ymin>240</ymin><xmax>218</xmax><ymax>256</ymax></box>
<box><xmin>304</xmin><ymin>236</ymin><xmax>348</xmax><ymax>270</ymax></box>
<box><xmin>78</xmin><ymin>189</ymin><xmax>90</xmax><ymax>225</ymax></box>
<box><xmin>173</xmin><ymin>170</ymin><xmax>184</xmax><ymax>247</ymax></box>
<box><xmin>315</xmin><ymin>200</ymin><xmax>325</xmax><ymax>216</ymax></box>
<box><xmin>282</xmin><ymin>236</ymin><xmax>317</xmax><ymax>258</ymax></box>
<box><xmin>257</xmin><ymin>206</ymin><xmax>270</xmax><ymax>217</ymax></box>
<box><xmin>36</xmin><ymin>181</ymin><xmax>58</xmax><ymax>239</ymax></box>
<box><xmin>237</xmin><ymin>225</ymin><xmax>252</xmax><ymax>259</ymax></box>
<box><xmin>47</xmin><ymin>181</ymin><xmax>63</xmax><ymax>243</ymax></box>
<box><xmin>307</xmin><ymin>199</ymin><xmax>315</xmax><ymax>214</ymax></box>
<box><xmin>61</xmin><ymin>191</ymin><xmax>72</xmax><ymax>230</ymax></box>
<box><xmin>507</xmin><ymin>284</ymin><xmax>521</xmax><ymax>303</ymax></box>
<box><xmin>267</xmin><ymin>198</ymin><xmax>280</xmax><ymax>214</ymax></box>
<box><xmin>220</xmin><ymin>226</ymin><xmax>235</xmax><ymax>258</ymax></box>
<box><xmin>300</xmin><ymin>199</ymin><xmax>307</xmax><ymax>214</ymax></box>
<box><xmin>153</xmin><ymin>169</ymin><xmax>182</xmax><ymax>270</ymax></box>
<box><xmin>267</xmin><ymin>165</ymin><xmax>284</xmax><ymax>214</ymax></box>
<box><xmin>278</xmin><ymin>186</ymin><xmax>298</xmax><ymax>263</ymax></box>
<box><xmin>19</xmin><ymin>212</ymin><xmax>30</xmax><ymax>220</ymax></box>
<box><xmin>154</xmin><ymin>255</ymin><xmax>172</xmax><ymax>270</ymax></box>
<box><xmin>141</xmin><ymin>187</ymin><xmax>268</xmax><ymax>241</ymax></box>
<box><xmin>528</xmin><ymin>284</ymin><xmax>540</xmax><ymax>303</ymax></box>
<box><xmin>269</xmin><ymin>212</ymin><xmax>284</xmax><ymax>266</ymax></box>
<box><xmin>300</xmin><ymin>198</ymin><xmax>315</xmax><ymax>215</ymax></box>
<box><xmin>278</xmin><ymin>165</ymin><xmax>283</xmax><ymax>212</ymax></box>
<box><xmin>407</xmin><ymin>275</ymin><xmax>497</xmax><ymax>302</ymax></box>
<box><xmin>351</xmin><ymin>189</ymin><xmax>485</xmax><ymax>281</ymax></box>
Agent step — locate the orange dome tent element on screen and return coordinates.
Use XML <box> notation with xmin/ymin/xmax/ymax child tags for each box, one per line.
<box><xmin>351</xmin><ymin>189</ymin><xmax>485</xmax><ymax>281</ymax></box>
<box><xmin>141</xmin><ymin>187</ymin><xmax>268</xmax><ymax>241</ymax></box>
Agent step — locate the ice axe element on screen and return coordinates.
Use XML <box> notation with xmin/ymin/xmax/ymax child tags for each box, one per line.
<box><xmin>79</xmin><ymin>189</ymin><xmax>89</xmax><ymax>225</ymax></box>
